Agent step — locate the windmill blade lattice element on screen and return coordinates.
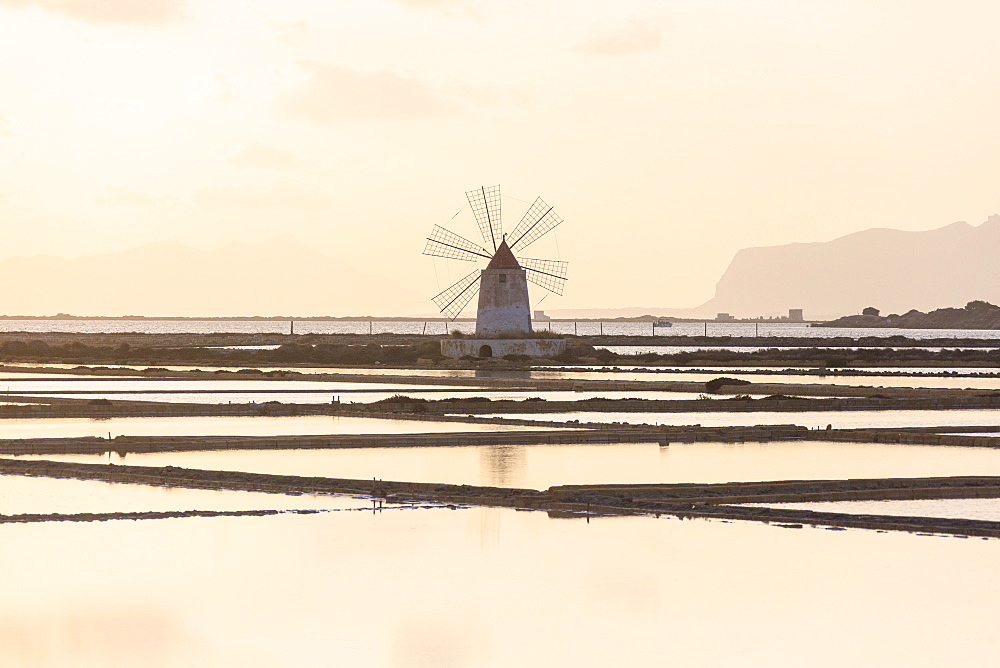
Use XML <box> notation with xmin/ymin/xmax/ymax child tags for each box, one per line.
<box><xmin>432</xmin><ymin>269</ymin><xmax>482</xmax><ymax>320</ymax></box>
<box><xmin>466</xmin><ymin>185</ymin><xmax>502</xmax><ymax>252</ymax></box>
<box><xmin>422</xmin><ymin>225</ymin><xmax>491</xmax><ymax>262</ymax></box>
<box><xmin>519</xmin><ymin>257</ymin><xmax>568</xmax><ymax>296</ymax></box>
<box><xmin>508</xmin><ymin>197</ymin><xmax>563</xmax><ymax>253</ymax></box>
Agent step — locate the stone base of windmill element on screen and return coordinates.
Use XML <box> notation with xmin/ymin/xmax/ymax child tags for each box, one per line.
<box><xmin>440</xmin><ymin>338</ymin><xmax>566</xmax><ymax>360</ymax></box>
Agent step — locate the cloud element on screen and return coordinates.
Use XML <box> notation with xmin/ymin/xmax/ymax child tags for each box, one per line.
<box><xmin>395</xmin><ymin>0</ymin><xmax>465</xmax><ymax>5</ymax></box>
<box><xmin>279</xmin><ymin>61</ymin><xmax>443</xmax><ymax>123</ymax></box>
<box><xmin>394</xmin><ymin>0</ymin><xmax>479</xmax><ymax>14</ymax></box>
<box><xmin>97</xmin><ymin>186</ymin><xmax>158</xmax><ymax>206</ymax></box>
<box><xmin>574</xmin><ymin>20</ymin><xmax>661</xmax><ymax>56</ymax></box>
<box><xmin>276</xmin><ymin>20</ymin><xmax>309</xmax><ymax>47</ymax></box>
<box><xmin>195</xmin><ymin>183</ymin><xmax>327</xmax><ymax>209</ymax></box>
<box><xmin>0</xmin><ymin>0</ymin><xmax>185</xmax><ymax>24</ymax></box>
<box><xmin>231</xmin><ymin>143</ymin><xmax>297</xmax><ymax>170</ymax></box>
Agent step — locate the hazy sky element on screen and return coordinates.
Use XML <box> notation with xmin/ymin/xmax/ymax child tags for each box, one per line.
<box><xmin>1</xmin><ymin>0</ymin><xmax>999</xmax><ymax>312</ymax></box>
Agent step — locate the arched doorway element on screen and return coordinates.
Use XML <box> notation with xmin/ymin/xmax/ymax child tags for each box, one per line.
<box><xmin>478</xmin><ymin>344</ymin><xmax>493</xmax><ymax>358</ymax></box>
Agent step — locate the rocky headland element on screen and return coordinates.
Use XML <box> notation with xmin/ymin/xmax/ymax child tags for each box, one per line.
<box><xmin>821</xmin><ymin>300</ymin><xmax>1000</xmax><ymax>330</ymax></box>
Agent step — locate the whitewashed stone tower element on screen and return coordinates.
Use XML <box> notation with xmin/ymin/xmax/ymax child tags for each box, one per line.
<box><xmin>475</xmin><ymin>238</ymin><xmax>531</xmax><ymax>337</ymax></box>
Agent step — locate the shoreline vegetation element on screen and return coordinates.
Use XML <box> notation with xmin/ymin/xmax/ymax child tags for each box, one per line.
<box><xmin>1</xmin><ymin>334</ymin><xmax>999</xmax><ymax>368</ymax></box>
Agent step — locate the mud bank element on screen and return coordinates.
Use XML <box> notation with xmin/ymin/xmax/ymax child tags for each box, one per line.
<box><xmin>814</xmin><ymin>427</ymin><xmax>1000</xmax><ymax>448</ymax></box>
<box><xmin>371</xmin><ymin>394</ymin><xmax>1000</xmax><ymax>415</ymax></box>
<box><xmin>4</xmin><ymin>458</ymin><xmax>1000</xmax><ymax>538</ymax></box>
<box><xmin>0</xmin><ymin>424</ymin><xmax>810</xmax><ymax>456</ymax></box>
<box><xmin>0</xmin><ymin>509</ymin><xmax>293</xmax><ymax>523</ymax></box>
<box><xmin>4</xmin><ymin>390</ymin><xmax>998</xmax><ymax>421</ymax></box>
<box><xmin>0</xmin><ymin>429</ymin><xmax>665</xmax><ymax>455</ymax></box>
<box><xmin>0</xmin><ymin>395</ymin><xmax>341</xmax><ymax>419</ymax></box>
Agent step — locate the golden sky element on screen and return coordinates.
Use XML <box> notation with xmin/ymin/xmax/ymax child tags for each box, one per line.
<box><xmin>1</xmin><ymin>0</ymin><xmax>998</xmax><ymax>312</ymax></box>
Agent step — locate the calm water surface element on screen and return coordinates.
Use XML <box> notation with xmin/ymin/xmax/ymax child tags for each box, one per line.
<box><xmin>25</xmin><ymin>390</ymin><xmax>720</xmax><ymax>404</ymax></box>
<box><xmin>600</xmin><ymin>344</ymin><xmax>997</xmax><ymax>355</ymax></box>
<box><xmin>749</xmin><ymin>498</ymin><xmax>1000</xmax><ymax>522</ymax></box>
<box><xmin>1</xmin><ymin>379</ymin><xmax>456</xmax><ymax>392</ymax></box>
<box><xmin>0</xmin><ymin>474</ymin><xmax>367</xmax><ymax>515</ymax></box>
<box><xmin>8</xmin><ymin>368</ymin><xmax>1000</xmax><ymax>391</ymax></box>
<box><xmin>17</xmin><ymin>440</ymin><xmax>1000</xmax><ymax>489</ymax></box>
<box><xmin>0</xmin><ymin>415</ymin><xmax>547</xmax><ymax>439</ymax></box>
<box><xmin>0</xmin><ymin>508</ymin><xmax>996</xmax><ymax>666</ymax></box>
<box><xmin>476</xmin><ymin>409</ymin><xmax>1000</xmax><ymax>430</ymax></box>
<box><xmin>530</xmin><ymin>368</ymin><xmax>1000</xmax><ymax>389</ymax></box>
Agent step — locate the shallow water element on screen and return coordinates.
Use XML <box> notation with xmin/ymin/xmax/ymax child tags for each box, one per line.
<box><xmin>17</xmin><ymin>440</ymin><xmax>1000</xmax><ymax>490</ymax></box>
<box><xmin>0</xmin><ymin>378</ymin><xmax>457</xmax><ymax>393</ymax></box>
<box><xmin>10</xmin><ymin>368</ymin><xmax>1000</xmax><ymax>392</ymax></box>
<box><xmin>472</xmin><ymin>409</ymin><xmax>1000</xmax><ymax>430</ymax></box>
<box><xmin>0</xmin><ymin>474</ymin><xmax>367</xmax><ymax>515</ymax></box>
<box><xmin>545</xmin><ymin>364</ymin><xmax>1000</xmax><ymax>374</ymax></box>
<box><xmin>600</xmin><ymin>345</ymin><xmax>997</xmax><ymax>355</ymax></box>
<box><xmin>0</xmin><ymin>415</ymin><xmax>547</xmax><ymax>439</ymax></box>
<box><xmin>26</xmin><ymin>389</ymin><xmax>722</xmax><ymax>405</ymax></box>
<box><xmin>530</xmin><ymin>367</ymin><xmax>1000</xmax><ymax>390</ymax></box>
<box><xmin>156</xmin><ymin>365</ymin><xmax>1000</xmax><ymax>393</ymax></box>
<box><xmin>748</xmin><ymin>498</ymin><xmax>1000</xmax><ymax>522</ymax></box>
<box><xmin>0</xmin><ymin>507</ymin><xmax>997</xmax><ymax>666</ymax></box>
<box><xmin>0</xmin><ymin>375</ymin><xmax>715</xmax><ymax>402</ymax></box>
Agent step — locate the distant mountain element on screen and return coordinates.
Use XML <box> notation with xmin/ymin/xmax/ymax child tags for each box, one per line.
<box><xmin>546</xmin><ymin>306</ymin><xmax>704</xmax><ymax>320</ymax></box>
<box><xmin>697</xmin><ymin>215</ymin><xmax>1000</xmax><ymax>320</ymax></box>
<box><xmin>0</xmin><ymin>237</ymin><xmax>422</xmax><ymax>316</ymax></box>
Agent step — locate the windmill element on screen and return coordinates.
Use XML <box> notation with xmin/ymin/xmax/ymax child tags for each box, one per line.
<box><xmin>423</xmin><ymin>185</ymin><xmax>568</xmax><ymax>338</ymax></box>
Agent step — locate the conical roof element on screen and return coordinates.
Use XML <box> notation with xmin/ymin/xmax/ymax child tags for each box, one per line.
<box><xmin>486</xmin><ymin>238</ymin><xmax>521</xmax><ymax>269</ymax></box>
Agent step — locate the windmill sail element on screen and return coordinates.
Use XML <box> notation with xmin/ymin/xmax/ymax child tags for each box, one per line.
<box><xmin>432</xmin><ymin>270</ymin><xmax>481</xmax><ymax>320</ymax></box>
<box><xmin>423</xmin><ymin>225</ymin><xmax>491</xmax><ymax>262</ymax></box>
<box><xmin>519</xmin><ymin>257</ymin><xmax>568</xmax><ymax>295</ymax></box>
<box><xmin>466</xmin><ymin>185</ymin><xmax>502</xmax><ymax>252</ymax></box>
<box><xmin>508</xmin><ymin>197</ymin><xmax>563</xmax><ymax>253</ymax></box>
<box><xmin>426</xmin><ymin>187</ymin><xmax>568</xmax><ymax>320</ymax></box>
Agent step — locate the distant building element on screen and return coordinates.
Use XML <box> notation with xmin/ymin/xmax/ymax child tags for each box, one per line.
<box><xmin>716</xmin><ymin>313</ymin><xmax>735</xmax><ymax>322</ymax></box>
<box><xmin>533</xmin><ymin>310</ymin><xmax>550</xmax><ymax>321</ymax></box>
<box><xmin>788</xmin><ymin>308</ymin><xmax>804</xmax><ymax>322</ymax></box>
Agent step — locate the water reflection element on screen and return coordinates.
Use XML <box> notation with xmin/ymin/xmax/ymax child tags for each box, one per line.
<box><xmin>0</xmin><ymin>474</ymin><xmax>366</xmax><ymax>515</ymax></box>
<box><xmin>1</xmin><ymin>509</ymin><xmax>998</xmax><ymax>666</ymax></box>
<box><xmin>23</xmin><ymin>389</ymin><xmax>720</xmax><ymax>404</ymax></box>
<box><xmin>479</xmin><ymin>445</ymin><xmax>527</xmax><ymax>487</ymax></box>
<box><xmin>476</xmin><ymin>409</ymin><xmax>1000</xmax><ymax>430</ymax></box>
<box><xmin>474</xmin><ymin>369</ymin><xmax>532</xmax><ymax>380</ymax></box>
<box><xmin>0</xmin><ymin>415</ymin><xmax>547</xmax><ymax>439</ymax></box>
<box><xmin>748</xmin><ymin>498</ymin><xmax>1000</xmax><ymax>522</ymax></box>
<box><xmin>19</xmin><ymin>440</ymin><xmax>1000</xmax><ymax>489</ymax></box>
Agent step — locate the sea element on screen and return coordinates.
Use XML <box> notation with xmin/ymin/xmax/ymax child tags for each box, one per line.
<box><xmin>1</xmin><ymin>319</ymin><xmax>999</xmax><ymax>340</ymax></box>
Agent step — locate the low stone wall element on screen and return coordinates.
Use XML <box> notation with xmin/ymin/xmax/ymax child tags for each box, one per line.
<box><xmin>0</xmin><ymin>429</ymin><xmax>667</xmax><ymax>455</ymax></box>
<box><xmin>4</xmin><ymin>458</ymin><xmax>1000</xmax><ymax>537</ymax></box>
<box><xmin>440</xmin><ymin>338</ymin><xmax>565</xmax><ymax>359</ymax></box>
<box><xmin>816</xmin><ymin>429</ymin><xmax>1000</xmax><ymax>448</ymax></box>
